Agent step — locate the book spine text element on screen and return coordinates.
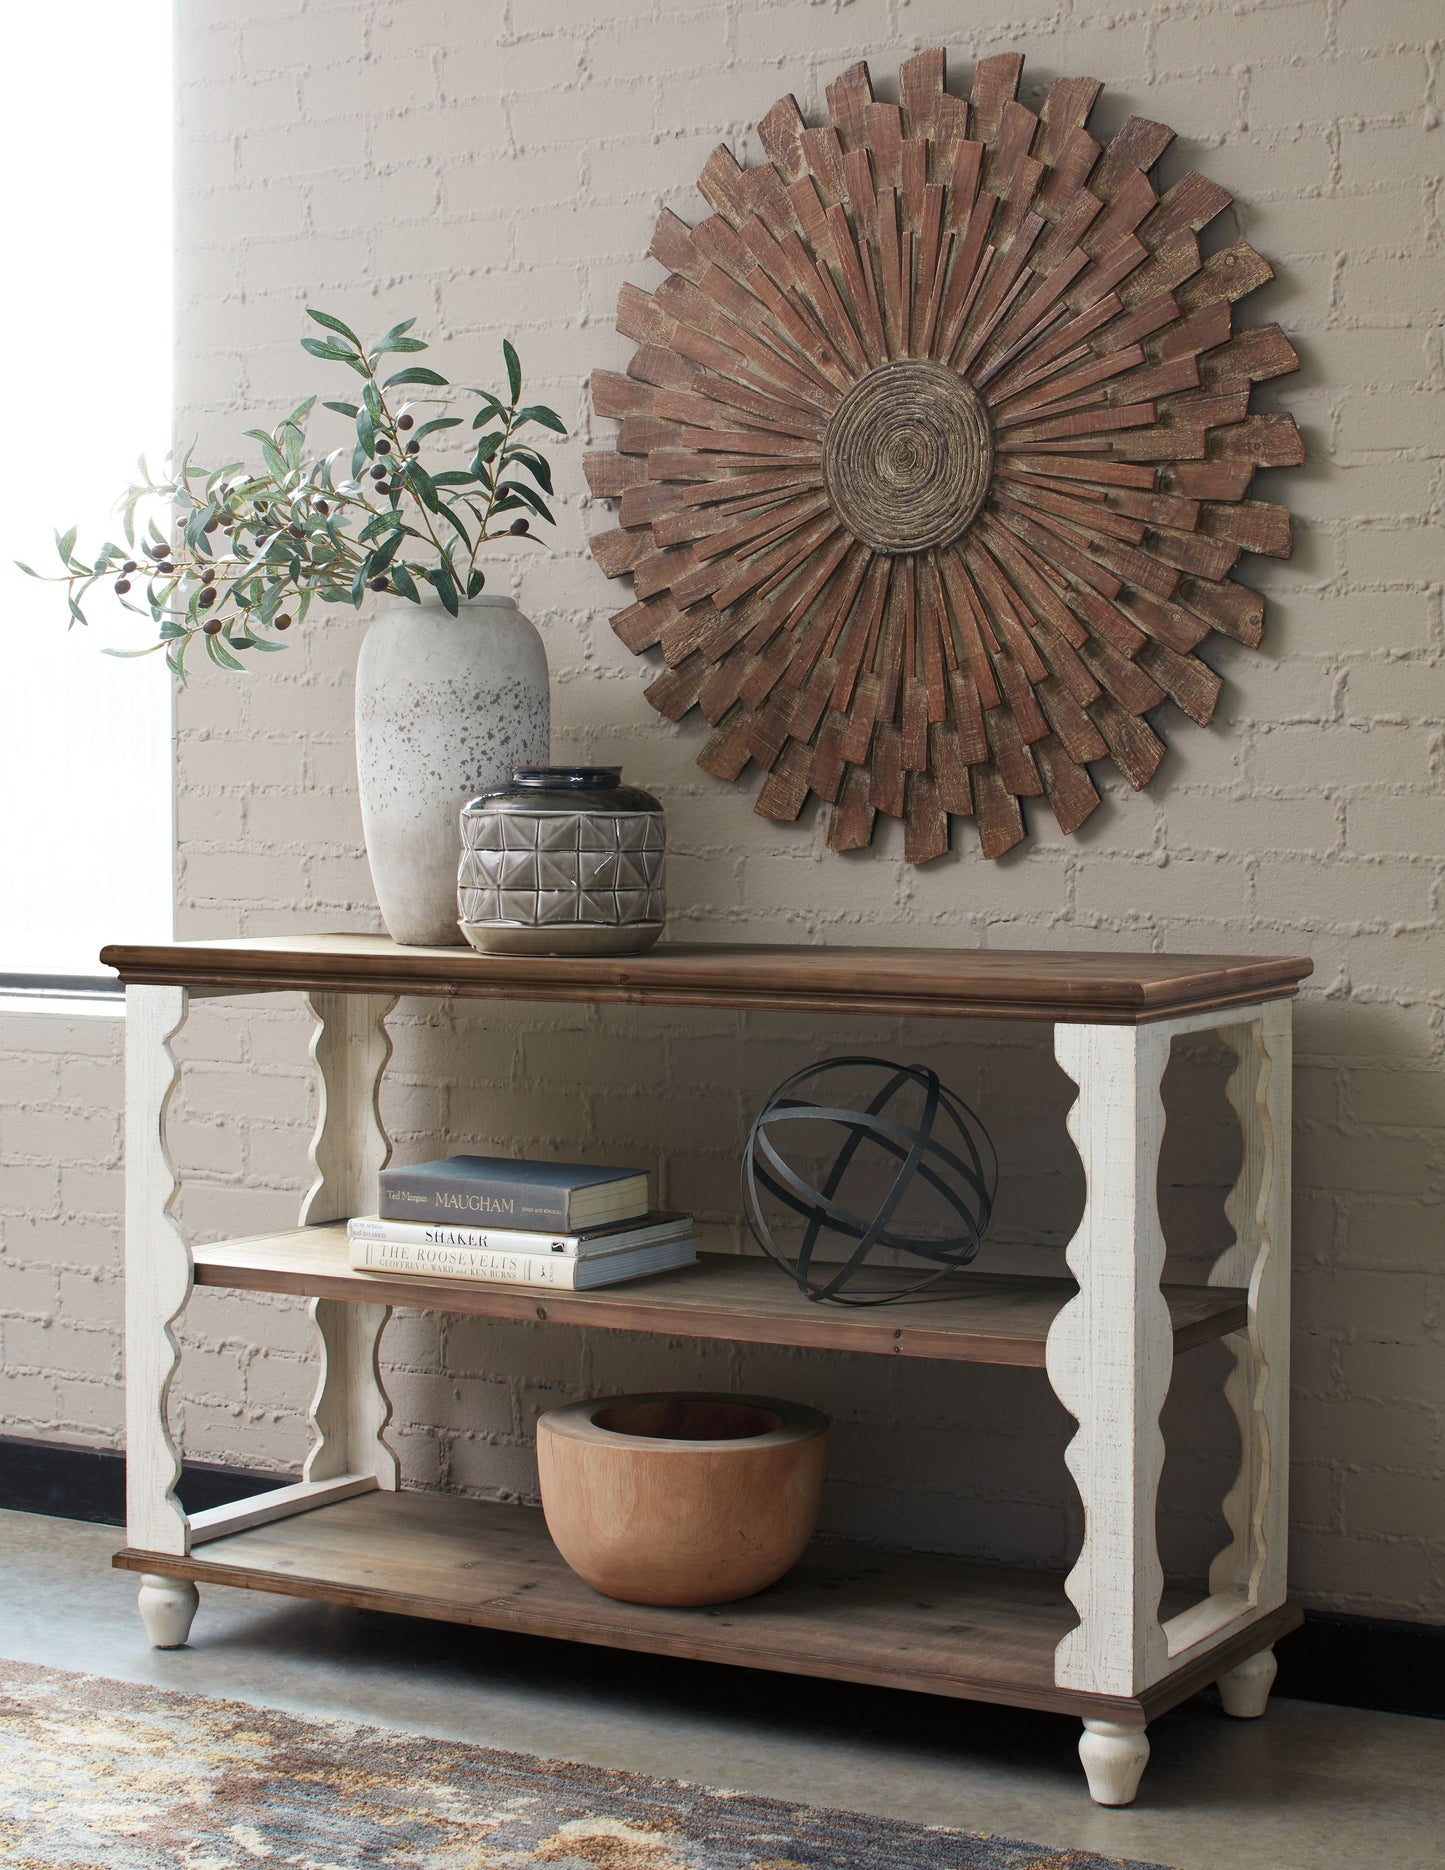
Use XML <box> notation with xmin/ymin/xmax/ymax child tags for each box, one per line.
<box><xmin>350</xmin><ymin>1238</ymin><xmax>580</xmax><ymax>1286</ymax></box>
<box><xmin>349</xmin><ymin>1216</ymin><xmax>573</xmax><ymax>1254</ymax></box>
<box><xmin>378</xmin><ymin>1175</ymin><xmax>569</xmax><ymax>1226</ymax></box>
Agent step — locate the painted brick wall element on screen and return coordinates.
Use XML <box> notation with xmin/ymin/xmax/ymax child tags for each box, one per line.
<box><xmin>2</xmin><ymin>0</ymin><xmax>1441</xmax><ymax>1619</ymax></box>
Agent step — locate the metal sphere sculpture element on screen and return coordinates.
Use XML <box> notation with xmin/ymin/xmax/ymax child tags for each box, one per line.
<box><xmin>743</xmin><ymin>1055</ymin><xmax>997</xmax><ymax>1305</ymax></box>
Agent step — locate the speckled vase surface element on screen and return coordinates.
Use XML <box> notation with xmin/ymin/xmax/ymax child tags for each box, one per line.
<box><xmin>356</xmin><ymin>593</ymin><xmax>548</xmax><ymax>947</ymax></box>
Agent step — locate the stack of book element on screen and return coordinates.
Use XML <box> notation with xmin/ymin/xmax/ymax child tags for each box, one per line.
<box><xmin>347</xmin><ymin>1154</ymin><xmax>697</xmax><ymax>1290</ymax></box>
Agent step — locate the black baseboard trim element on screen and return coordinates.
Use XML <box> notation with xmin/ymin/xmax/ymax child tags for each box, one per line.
<box><xmin>1</xmin><ymin>1434</ymin><xmax>1439</xmax><ymax>1719</ymax></box>
<box><xmin>1272</xmin><ymin>1609</ymin><xmax>1443</xmax><ymax>1720</ymax></box>
<box><xmin>0</xmin><ymin>1432</ymin><xmax>288</xmax><ymax>1528</ymax></box>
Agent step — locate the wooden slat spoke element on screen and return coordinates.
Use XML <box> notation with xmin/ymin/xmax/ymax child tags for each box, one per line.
<box><xmin>1035</xmin><ymin>734</ymin><xmax>1101</xmax><ymax>832</ymax></box>
<box><xmin>929</xmin><ymin>719</ymin><xmax>974</xmax><ymax>813</ymax></box>
<box><xmin>1001</xmin><ymin>401</ymin><xmax>1156</xmax><ymax>446</ymax></box>
<box><xmin>583</xmin><ymin>451</ymin><xmax>646</xmax><ymax>497</ymax></box>
<box><xmin>1119</xmin><ymin>231</ymin><xmax>1202</xmax><ymax>306</ymax></box>
<box><xmin>1080</xmin><ymin>637</ymin><xmax>1167</xmax><ymax>715</ymax></box>
<box><xmin>968</xmin><ymin>53</ymin><xmax>1025</xmax><ymax>147</ymax></box>
<box><xmin>827</xmin><ymin>762</ymin><xmax>876</xmax><ymax>848</ymax></box>
<box><xmin>1176</xmin><ymin>576</ymin><xmax>1266</xmax><ymax>647</ymax></box>
<box><xmin>645</xmin><ymin>651</ymin><xmax>709</xmax><ymax>721</ymax></box>
<box><xmin>758</xmin><ymin>92</ymin><xmax>808</xmax><ymax>182</ymax></box>
<box><xmin>1161</xmin><ymin>460</ymin><xmax>1257</xmax><ymax>501</ymax></box>
<box><xmin>698</xmin><ymin>708</ymin><xmax>756</xmax><ymax>779</ymax></box>
<box><xmin>1090</xmin><ymin>117</ymin><xmax>1174</xmax><ymax>201</ymax></box>
<box><xmin>900</xmin><ymin>46</ymin><xmax>947</xmax><ymax>142</ymax></box>
<box><xmin>1037</xmin><ymin>673</ymin><xmax>1108</xmax><ymax>762</ymax></box>
<box><xmin>1036</xmin><ymin>128</ymin><xmax>1101</xmax><ymax>216</ymax></box>
<box><xmin>980</xmin><ymin>292</ymin><xmax>1124</xmax><ymax>396</ymax></box>
<box><xmin>1002</xmin><ymin>453</ymin><xmax>1157</xmax><ymax>489</ymax></box>
<box><xmin>1091</xmin><ymin>694</ymin><xmax>1166</xmax><ymax>789</ymax></box>
<box><xmin>1199</xmin><ymin>499</ymin><xmax>1294</xmax><ymax>559</ymax></box>
<box><xmin>1178</xmin><ymin>241</ymin><xmax>1274</xmax><ymax>310</ymax></box>
<box><xmin>754</xmin><ymin>739</ymin><xmax>814</xmax><ymax>819</ymax></box>
<box><xmin>1035</xmin><ymin>77</ymin><xmax>1103</xmax><ymax>164</ymax></box>
<box><xmin>588</xmin><ymin>527</ymin><xmax>648</xmax><ymax>579</ymax></box>
<box><xmin>1139</xmin><ymin>171</ymin><xmax>1233</xmax><ymax>249</ymax></box>
<box><xmin>825</xmin><ymin>61</ymin><xmax>875</xmax><ymax>153</ymax></box>
<box><xmin>973</xmin><ymin>759</ymin><xmax>1027</xmax><ymax>856</ymax></box>
<box><xmin>1137</xmin><ymin>641</ymin><xmax>1223</xmax><ymax>725</ymax></box>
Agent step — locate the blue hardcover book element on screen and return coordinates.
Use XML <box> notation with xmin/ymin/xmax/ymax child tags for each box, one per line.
<box><xmin>378</xmin><ymin>1154</ymin><xmax>650</xmax><ymax>1230</ymax></box>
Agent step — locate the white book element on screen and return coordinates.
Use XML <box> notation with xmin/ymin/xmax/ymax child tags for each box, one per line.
<box><xmin>348</xmin><ymin>1233</ymin><xmax>697</xmax><ymax>1290</ymax></box>
<box><xmin>346</xmin><ymin>1211</ymin><xmax>693</xmax><ymax>1259</ymax></box>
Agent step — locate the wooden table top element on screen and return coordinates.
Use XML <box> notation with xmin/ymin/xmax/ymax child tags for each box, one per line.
<box><xmin>100</xmin><ymin>933</ymin><xmax>1311</xmax><ymax>1023</ymax></box>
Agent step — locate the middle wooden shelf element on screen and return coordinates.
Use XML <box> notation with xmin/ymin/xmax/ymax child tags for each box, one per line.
<box><xmin>194</xmin><ymin>1228</ymin><xmax>1247</xmax><ymax>1367</ymax></box>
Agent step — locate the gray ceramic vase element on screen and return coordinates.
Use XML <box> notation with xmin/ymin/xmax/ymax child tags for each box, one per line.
<box><xmin>355</xmin><ymin>593</ymin><xmax>548</xmax><ymax>947</ymax></box>
<box><xmin>458</xmin><ymin>766</ymin><xmax>666</xmax><ymax>956</ymax></box>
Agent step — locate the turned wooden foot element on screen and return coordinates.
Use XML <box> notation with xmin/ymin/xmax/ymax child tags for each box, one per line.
<box><xmin>1079</xmin><ymin>1718</ymin><xmax>1150</xmax><ymax>1806</ymax></box>
<box><xmin>1217</xmin><ymin>1644</ymin><xmax>1277</xmax><ymax>1718</ymax></box>
<box><xmin>137</xmin><ymin>1573</ymin><xmax>199</xmax><ymax>1648</ymax></box>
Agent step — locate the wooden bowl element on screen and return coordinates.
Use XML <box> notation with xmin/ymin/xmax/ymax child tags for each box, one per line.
<box><xmin>536</xmin><ymin>1391</ymin><xmax>829</xmax><ymax>1607</ymax></box>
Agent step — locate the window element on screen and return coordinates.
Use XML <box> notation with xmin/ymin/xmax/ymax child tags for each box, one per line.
<box><xmin>1</xmin><ymin>5</ymin><xmax>173</xmax><ymax>997</ymax></box>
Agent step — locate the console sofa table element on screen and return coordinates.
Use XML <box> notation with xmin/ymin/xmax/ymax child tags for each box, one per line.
<box><xmin>101</xmin><ymin>935</ymin><xmax>1310</xmax><ymax>1806</ymax></box>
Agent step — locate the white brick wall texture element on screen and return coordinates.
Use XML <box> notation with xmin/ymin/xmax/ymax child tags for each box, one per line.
<box><xmin>2</xmin><ymin>0</ymin><xmax>1441</xmax><ymax>1621</ymax></box>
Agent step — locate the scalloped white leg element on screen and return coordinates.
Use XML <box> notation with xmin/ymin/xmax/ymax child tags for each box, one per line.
<box><xmin>1079</xmin><ymin>1719</ymin><xmax>1150</xmax><ymax>1806</ymax></box>
<box><xmin>1217</xmin><ymin>1645</ymin><xmax>1278</xmax><ymax>1718</ymax></box>
<box><xmin>138</xmin><ymin>1573</ymin><xmax>199</xmax><ymax>1648</ymax></box>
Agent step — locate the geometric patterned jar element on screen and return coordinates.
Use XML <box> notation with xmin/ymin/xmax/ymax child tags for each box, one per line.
<box><xmin>457</xmin><ymin>766</ymin><xmax>666</xmax><ymax>956</ymax></box>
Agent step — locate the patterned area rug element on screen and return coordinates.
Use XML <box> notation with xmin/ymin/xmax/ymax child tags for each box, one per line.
<box><xmin>0</xmin><ymin>1657</ymin><xmax>1173</xmax><ymax>1869</ymax></box>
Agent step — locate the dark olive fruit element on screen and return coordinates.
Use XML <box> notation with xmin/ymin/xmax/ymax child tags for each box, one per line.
<box><xmin>202</xmin><ymin>617</ymin><xmax>223</xmax><ymax>635</ymax></box>
<box><xmin>201</xmin><ymin>568</ymin><xmax>215</xmax><ymax>585</ymax></box>
<box><xmin>114</xmin><ymin>578</ymin><xmax>131</xmax><ymax>595</ymax></box>
<box><xmin>203</xmin><ymin>516</ymin><xmax>220</xmax><ymax>533</ymax></box>
<box><xmin>368</xmin><ymin>575</ymin><xmax>390</xmax><ymax>592</ymax></box>
<box><xmin>374</xmin><ymin>437</ymin><xmax>391</xmax><ymax>454</ymax></box>
<box><xmin>275</xmin><ymin>613</ymin><xmax>292</xmax><ymax>630</ymax></box>
<box><xmin>370</xmin><ymin>464</ymin><xmax>388</xmax><ymax>481</ymax></box>
<box><xmin>156</xmin><ymin>561</ymin><xmax>174</xmax><ymax>576</ymax></box>
<box><xmin>510</xmin><ymin>517</ymin><xmax>530</xmax><ymax>534</ymax></box>
<box><xmin>316</xmin><ymin>499</ymin><xmax>329</xmax><ymax>516</ymax></box>
<box><xmin>397</xmin><ymin>413</ymin><xmax>414</xmax><ymax>430</ymax></box>
<box><xmin>197</xmin><ymin>587</ymin><xmax>216</xmax><ymax>609</ymax></box>
<box><xmin>122</xmin><ymin>559</ymin><xmax>137</xmax><ymax>574</ymax></box>
<box><xmin>288</xmin><ymin>523</ymin><xmax>303</xmax><ymax>538</ymax></box>
<box><xmin>406</xmin><ymin>440</ymin><xmax>420</xmax><ymax>455</ymax></box>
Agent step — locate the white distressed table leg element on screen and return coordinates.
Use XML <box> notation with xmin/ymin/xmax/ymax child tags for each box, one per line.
<box><xmin>1046</xmin><ymin>1020</ymin><xmax>1174</xmax><ymax>1703</ymax></box>
<box><xmin>300</xmin><ymin>992</ymin><xmax>400</xmax><ymax>1489</ymax></box>
<box><xmin>124</xmin><ymin>984</ymin><xmax>193</xmax><ymax>1560</ymax></box>
<box><xmin>1079</xmin><ymin>1719</ymin><xmax>1150</xmax><ymax>1806</ymax></box>
<box><xmin>1210</xmin><ymin>1003</ymin><xmax>1292</xmax><ymax>1621</ymax></box>
<box><xmin>1217</xmin><ymin>1645</ymin><xmax>1278</xmax><ymax>1717</ymax></box>
<box><xmin>137</xmin><ymin>1573</ymin><xmax>199</xmax><ymax>1648</ymax></box>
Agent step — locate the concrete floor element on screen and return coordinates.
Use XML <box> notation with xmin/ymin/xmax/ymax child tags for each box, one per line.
<box><xmin>2</xmin><ymin>1509</ymin><xmax>1440</xmax><ymax>1870</ymax></box>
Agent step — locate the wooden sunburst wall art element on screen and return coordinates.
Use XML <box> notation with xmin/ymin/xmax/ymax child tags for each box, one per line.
<box><xmin>583</xmin><ymin>51</ymin><xmax>1303</xmax><ymax>863</ymax></box>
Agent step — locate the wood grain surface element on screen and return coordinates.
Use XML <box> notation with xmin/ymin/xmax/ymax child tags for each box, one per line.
<box><xmin>113</xmin><ymin>1489</ymin><xmax>1301</xmax><ymax>1721</ymax></box>
<box><xmin>100</xmin><ymin>933</ymin><xmax>1311</xmax><ymax>1023</ymax></box>
<box><xmin>192</xmin><ymin>1229</ymin><xmax>1249</xmax><ymax>1366</ymax></box>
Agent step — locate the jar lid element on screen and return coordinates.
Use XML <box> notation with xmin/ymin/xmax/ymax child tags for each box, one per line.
<box><xmin>511</xmin><ymin>766</ymin><xmax>622</xmax><ymax>790</ymax></box>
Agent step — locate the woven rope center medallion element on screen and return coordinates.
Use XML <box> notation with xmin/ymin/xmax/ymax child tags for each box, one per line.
<box><xmin>822</xmin><ymin>360</ymin><xmax>993</xmax><ymax>555</ymax></box>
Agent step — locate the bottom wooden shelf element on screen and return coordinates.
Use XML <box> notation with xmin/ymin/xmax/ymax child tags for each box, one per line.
<box><xmin>114</xmin><ymin>1489</ymin><xmax>1298</xmax><ymax>1723</ymax></box>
